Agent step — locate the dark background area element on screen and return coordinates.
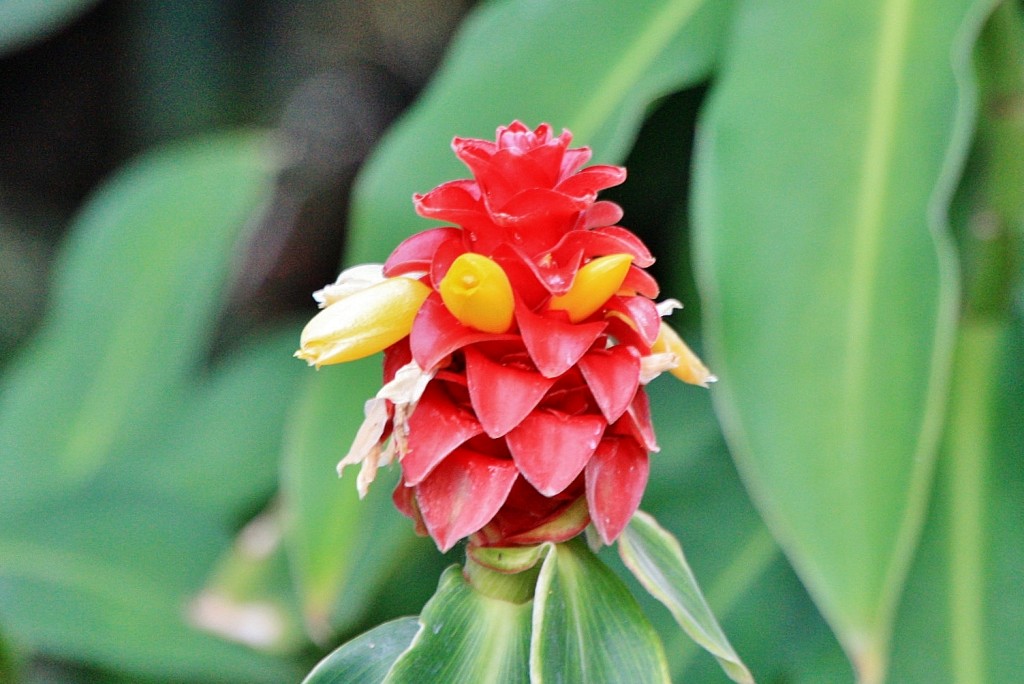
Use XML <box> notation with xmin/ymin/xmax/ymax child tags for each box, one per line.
<box><xmin>0</xmin><ymin>0</ymin><xmax>473</xmax><ymax>358</ymax></box>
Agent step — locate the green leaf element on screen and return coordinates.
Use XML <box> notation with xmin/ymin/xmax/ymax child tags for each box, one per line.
<box><xmin>384</xmin><ymin>566</ymin><xmax>533</xmax><ymax>684</ymax></box>
<box><xmin>0</xmin><ymin>132</ymin><xmax>276</xmax><ymax>504</ymax></box>
<box><xmin>0</xmin><ymin>0</ymin><xmax>101</xmax><ymax>55</ymax></box>
<box><xmin>692</xmin><ymin>0</ymin><xmax>993</xmax><ymax>676</ymax></box>
<box><xmin>0</xmin><ymin>484</ymin><xmax>302</xmax><ymax>683</ymax></box>
<box><xmin>347</xmin><ymin>0</ymin><xmax>734</xmax><ymax>264</ymax></box>
<box><xmin>618</xmin><ymin>510</ymin><xmax>752</xmax><ymax>683</ymax></box>
<box><xmin>532</xmin><ymin>539</ymin><xmax>670</xmax><ymax>683</ymax></box>
<box><xmin>0</xmin><ymin>332</ymin><xmax>306</xmax><ymax>681</ymax></box>
<box><xmin>130</xmin><ymin>326</ymin><xmax>305</xmax><ymax>522</ymax></box>
<box><xmin>0</xmin><ymin>135</ymin><xmax>309</xmax><ymax>681</ymax></box>
<box><xmin>281</xmin><ymin>360</ymin><xmax>420</xmax><ymax>641</ymax></box>
<box><xmin>303</xmin><ymin>617</ymin><xmax>420</xmax><ymax>684</ymax></box>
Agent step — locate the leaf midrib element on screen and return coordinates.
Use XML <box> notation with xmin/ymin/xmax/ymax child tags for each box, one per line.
<box><xmin>570</xmin><ymin>0</ymin><xmax>704</xmax><ymax>139</ymax></box>
<box><xmin>839</xmin><ymin>0</ymin><xmax>915</xmax><ymax>587</ymax></box>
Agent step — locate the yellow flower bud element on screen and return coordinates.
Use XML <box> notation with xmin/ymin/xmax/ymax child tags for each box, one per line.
<box><xmin>295</xmin><ymin>277</ymin><xmax>431</xmax><ymax>367</ymax></box>
<box><xmin>438</xmin><ymin>253</ymin><xmax>515</xmax><ymax>333</ymax></box>
<box><xmin>549</xmin><ymin>254</ymin><xmax>633</xmax><ymax>323</ymax></box>
<box><xmin>651</xmin><ymin>322</ymin><xmax>717</xmax><ymax>387</ymax></box>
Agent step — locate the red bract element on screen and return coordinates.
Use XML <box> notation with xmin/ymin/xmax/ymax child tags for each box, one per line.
<box><xmin>300</xmin><ymin>121</ymin><xmax>712</xmax><ymax>553</ymax></box>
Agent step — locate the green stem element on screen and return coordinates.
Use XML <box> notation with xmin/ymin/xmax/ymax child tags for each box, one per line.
<box><xmin>942</xmin><ymin>5</ymin><xmax>1024</xmax><ymax>678</ymax></box>
<box><xmin>945</xmin><ymin>320</ymin><xmax>1004</xmax><ymax>684</ymax></box>
<box><xmin>966</xmin><ymin>1</ymin><xmax>1024</xmax><ymax>317</ymax></box>
<box><xmin>463</xmin><ymin>553</ymin><xmax>540</xmax><ymax>605</ymax></box>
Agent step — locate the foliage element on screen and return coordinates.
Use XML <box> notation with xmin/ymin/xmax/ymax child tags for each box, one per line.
<box><xmin>1</xmin><ymin>0</ymin><xmax>1022</xmax><ymax>682</ymax></box>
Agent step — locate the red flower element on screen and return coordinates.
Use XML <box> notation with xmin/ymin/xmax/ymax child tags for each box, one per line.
<box><xmin>297</xmin><ymin>121</ymin><xmax>713</xmax><ymax>552</ymax></box>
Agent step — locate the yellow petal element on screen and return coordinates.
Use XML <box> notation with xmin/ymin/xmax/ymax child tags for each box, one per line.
<box><xmin>549</xmin><ymin>254</ymin><xmax>633</xmax><ymax>323</ymax></box>
<box><xmin>651</xmin><ymin>322</ymin><xmax>717</xmax><ymax>387</ymax></box>
<box><xmin>295</xmin><ymin>277</ymin><xmax>431</xmax><ymax>367</ymax></box>
<box><xmin>438</xmin><ymin>253</ymin><xmax>515</xmax><ymax>333</ymax></box>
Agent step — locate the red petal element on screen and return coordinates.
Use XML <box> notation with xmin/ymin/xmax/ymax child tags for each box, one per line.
<box><xmin>384</xmin><ymin>227</ymin><xmax>463</xmax><ymax>277</ymax></box>
<box><xmin>616</xmin><ymin>388</ymin><xmax>658</xmax><ymax>452</ymax></box>
<box><xmin>578</xmin><ymin>346</ymin><xmax>641</xmax><ymax>423</ymax></box>
<box><xmin>465</xmin><ymin>346</ymin><xmax>556</xmax><ymax>438</ymax></box>
<box><xmin>604</xmin><ymin>314</ymin><xmax>649</xmax><ymax>352</ymax></box>
<box><xmin>466</xmin><ymin>148</ymin><xmax>561</xmax><ymax>208</ymax></box>
<box><xmin>555</xmin><ymin>164</ymin><xmax>626</xmax><ymax>197</ymax></box>
<box><xmin>471</xmin><ymin>475</ymin><xmax>588</xmax><ymax>548</ymax></box>
<box><xmin>516</xmin><ymin>302</ymin><xmax>606</xmax><ymax>378</ymax></box>
<box><xmin>621</xmin><ymin>265</ymin><xmax>660</xmax><ymax>298</ymax></box>
<box><xmin>428</xmin><ymin>235</ymin><xmax>468</xmax><ymax>289</ymax></box>
<box><xmin>506</xmin><ymin>410</ymin><xmax>606</xmax><ymax>496</ymax></box>
<box><xmin>492</xmin><ymin>244</ymin><xmax>549</xmax><ymax>307</ymax></box>
<box><xmin>410</xmin><ymin>295</ymin><xmax>513</xmax><ymax>370</ymax></box>
<box><xmin>583</xmin><ymin>201</ymin><xmax>623</xmax><ymax>229</ymax></box>
<box><xmin>382</xmin><ymin>339</ymin><xmax>412</xmax><ymax>383</ymax></box>
<box><xmin>590</xmin><ymin>226</ymin><xmax>655</xmax><ymax>266</ymax></box>
<box><xmin>521</xmin><ymin>246</ymin><xmax>583</xmax><ymax>296</ymax></box>
<box><xmin>453</xmin><ymin>135</ymin><xmax>495</xmax><ymax>157</ymax></box>
<box><xmin>413</xmin><ymin>179</ymin><xmax>487</xmax><ymax>224</ymax></box>
<box><xmin>414</xmin><ymin>449</ymin><xmax>519</xmax><ymax>552</ymax></box>
<box><xmin>559</xmin><ymin>147</ymin><xmax>593</xmax><ymax>179</ymax></box>
<box><xmin>392</xmin><ymin>476</ymin><xmax>428</xmax><ymax>537</ymax></box>
<box><xmin>495</xmin><ymin>188</ymin><xmax>590</xmax><ymax>221</ymax></box>
<box><xmin>605</xmin><ymin>296</ymin><xmax>661</xmax><ymax>347</ymax></box>
<box><xmin>403</xmin><ymin>384</ymin><xmax>484</xmax><ymax>486</ymax></box>
<box><xmin>586</xmin><ymin>437</ymin><xmax>649</xmax><ymax>544</ymax></box>
<box><xmin>521</xmin><ymin>141</ymin><xmax>566</xmax><ymax>184</ymax></box>
<box><xmin>495</xmin><ymin>121</ymin><xmax>547</xmax><ymax>149</ymax></box>
<box><xmin>545</xmin><ymin>227</ymin><xmax>655</xmax><ymax>274</ymax></box>
<box><xmin>497</xmin><ymin>495</ymin><xmax>590</xmax><ymax>546</ymax></box>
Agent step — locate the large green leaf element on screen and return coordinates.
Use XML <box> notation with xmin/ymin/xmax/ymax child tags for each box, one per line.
<box><xmin>0</xmin><ymin>132</ymin><xmax>276</xmax><ymax>504</ymax></box>
<box><xmin>347</xmin><ymin>0</ymin><xmax>734</xmax><ymax>264</ymax></box>
<box><xmin>0</xmin><ymin>481</ymin><xmax>301</xmax><ymax>682</ymax></box>
<box><xmin>692</xmin><ymin>0</ymin><xmax>992</xmax><ymax>676</ymax></box>
<box><xmin>532</xmin><ymin>539</ymin><xmax>670</xmax><ymax>683</ymax></box>
<box><xmin>618</xmin><ymin>510</ymin><xmax>752</xmax><ymax>683</ymax></box>
<box><xmin>0</xmin><ymin>331</ymin><xmax>307</xmax><ymax>681</ymax></box>
<box><xmin>0</xmin><ymin>135</ymin><xmax>310</xmax><ymax>680</ymax></box>
<box><xmin>384</xmin><ymin>566</ymin><xmax>532</xmax><ymax>684</ymax></box>
<box><xmin>304</xmin><ymin>617</ymin><xmax>419</xmax><ymax>684</ymax></box>
<box><xmin>131</xmin><ymin>327</ymin><xmax>304</xmax><ymax>523</ymax></box>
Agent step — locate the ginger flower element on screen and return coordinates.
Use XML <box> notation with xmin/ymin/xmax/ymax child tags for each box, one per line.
<box><xmin>296</xmin><ymin>121</ymin><xmax>714</xmax><ymax>553</ymax></box>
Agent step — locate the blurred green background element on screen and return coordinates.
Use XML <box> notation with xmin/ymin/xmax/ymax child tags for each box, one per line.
<box><xmin>1</xmin><ymin>1</ymin><xmax>1021</xmax><ymax>682</ymax></box>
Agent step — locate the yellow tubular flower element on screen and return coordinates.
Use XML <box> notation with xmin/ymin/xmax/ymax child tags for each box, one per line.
<box><xmin>295</xmin><ymin>277</ymin><xmax>431</xmax><ymax>367</ymax></box>
<box><xmin>651</xmin><ymin>321</ymin><xmax>717</xmax><ymax>387</ymax></box>
<box><xmin>438</xmin><ymin>253</ymin><xmax>515</xmax><ymax>333</ymax></box>
<box><xmin>549</xmin><ymin>253</ymin><xmax>633</xmax><ymax>323</ymax></box>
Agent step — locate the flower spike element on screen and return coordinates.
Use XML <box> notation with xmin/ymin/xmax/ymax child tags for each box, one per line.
<box><xmin>297</xmin><ymin>121</ymin><xmax>712</xmax><ymax>552</ymax></box>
